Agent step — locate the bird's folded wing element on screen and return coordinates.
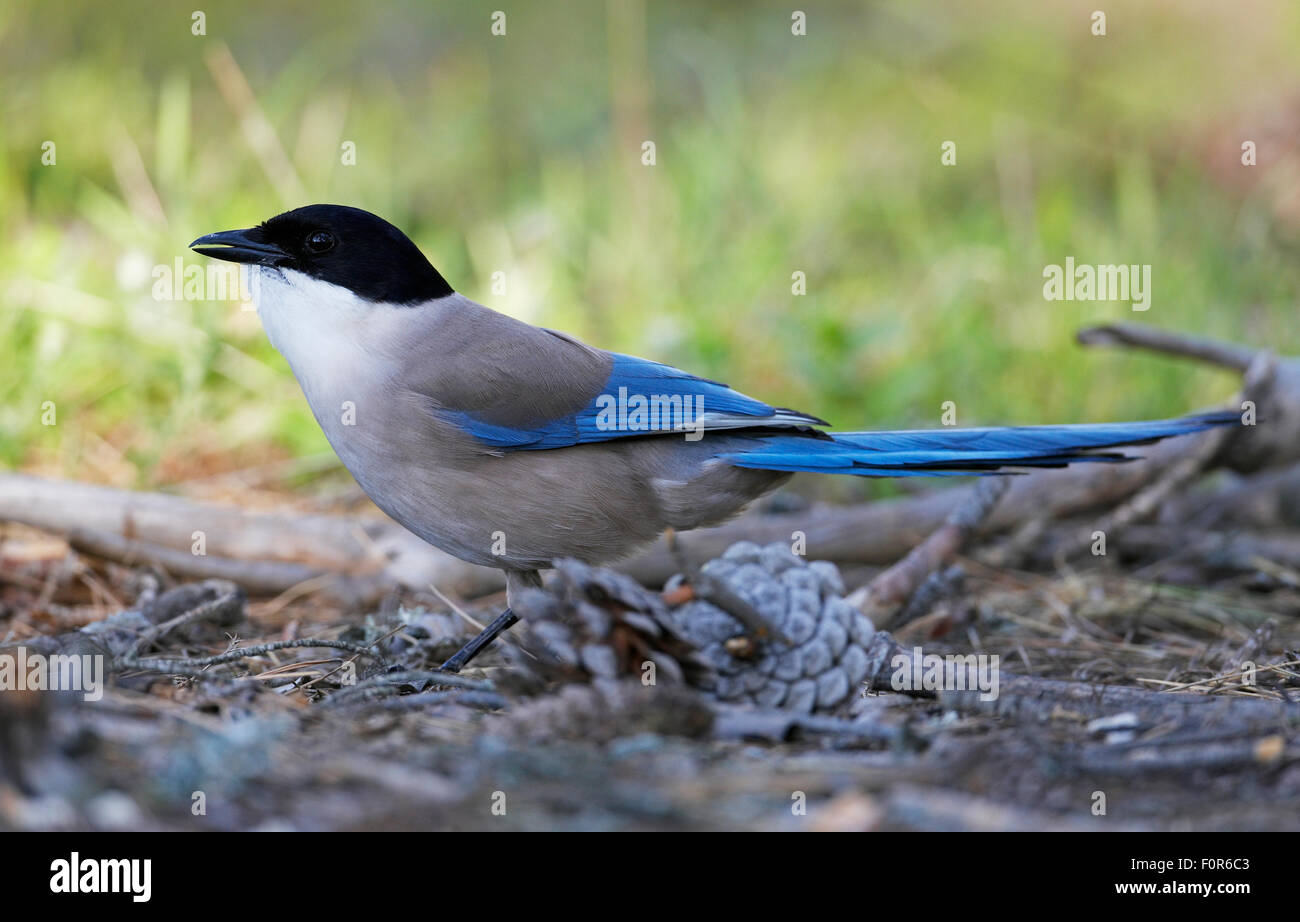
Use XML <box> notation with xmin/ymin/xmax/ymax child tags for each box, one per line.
<box><xmin>411</xmin><ymin>306</ymin><xmax>821</xmax><ymax>451</ymax></box>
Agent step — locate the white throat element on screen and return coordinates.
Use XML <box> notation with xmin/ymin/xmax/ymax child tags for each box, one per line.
<box><xmin>253</xmin><ymin>268</ymin><xmax>406</xmax><ymax>411</ymax></box>
<box><xmin>254</xmin><ymin>268</ymin><xmax>369</xmax><ymax>355</ymax></box>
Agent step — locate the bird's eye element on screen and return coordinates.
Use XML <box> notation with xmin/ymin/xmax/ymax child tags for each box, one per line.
<box><xmin>305</xmin><ymin>231</ymin><xmax>335</xmax><ymax>254</ymax></box>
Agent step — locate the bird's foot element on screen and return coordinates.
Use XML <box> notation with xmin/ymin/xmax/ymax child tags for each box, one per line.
<box><xmin>439</xmin><ymin>607</ymin><xmax>520</xmax><ymax>673</ymax></box>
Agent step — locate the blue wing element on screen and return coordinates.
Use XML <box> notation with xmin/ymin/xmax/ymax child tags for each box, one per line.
<box><xmin>434</xmin><ymin>337</ymin><xmax>1237</xmax><ymax>475</ymax></box>
<box><xmin>439</xmin><ymin>353</ymin><xmax>825</xmax><ymax>450</ymax></box>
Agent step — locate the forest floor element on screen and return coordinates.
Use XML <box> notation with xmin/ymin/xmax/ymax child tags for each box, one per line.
<box><xmin>3</xmin><ymin>467</ymin><xmax>1299</xmax><ymax>831</ymax></box>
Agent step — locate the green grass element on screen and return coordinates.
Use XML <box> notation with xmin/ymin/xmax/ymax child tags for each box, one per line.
<box><xmin>2</xmin><ymin>0</ymin><xmax>1298</xmax><ymax>497</ymax></box>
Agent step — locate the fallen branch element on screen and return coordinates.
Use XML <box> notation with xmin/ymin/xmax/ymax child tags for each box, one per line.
<box><xmin>847</xmin><ymin>476</ymin><xmax>1009</xmax><ymax>627</ymax></box>
<box><xmin>121</xmin><ymin>638</ymin><xmax>387</xmax><ymax>674</ymax></box>
<box><xmin>940</xmin><ymin>673</ymin><xmax>1298</xmax><ymax>731</ymax></box>
<box><xmin>0</xmin><ymin>474</ymin><xmax>502</xmax><ymax>604</ymax></box>
<box><xmin>1076</xmin><ymin>323</ymin><xmax>1259</xmax><ymax>372</ymax></box>
<box><xmin>1077</xmin><ymin>322</ymin><xmax>1300</xmax><ymax>473</ymax></box>
<box><xmin>1020</xmin><ymin>348</ymin><xmax>1267</xmax><ymax>565</ymax></box>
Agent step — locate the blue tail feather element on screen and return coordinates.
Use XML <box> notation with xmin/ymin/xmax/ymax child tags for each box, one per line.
<box><xmin>720</xmin><ymin>411</ymin><xmax>1238</xmax><ymax>477</ymax></box>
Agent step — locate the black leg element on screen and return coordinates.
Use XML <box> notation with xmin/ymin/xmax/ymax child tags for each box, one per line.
<box><xmin>440</xmin><ymin>607</ymin><xmax>519</xmax><ymax>673</ymax></box>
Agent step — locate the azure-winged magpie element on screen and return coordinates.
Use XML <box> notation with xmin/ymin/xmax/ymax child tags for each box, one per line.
<box><xmin>192</xmin><ymin>205</ymin><xmax>1237</xmax><ymax>670</ymax></box>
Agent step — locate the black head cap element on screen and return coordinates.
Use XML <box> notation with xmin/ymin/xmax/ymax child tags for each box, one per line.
<box><xmin>190</xmin><ymin>204</ymin><xmax>455</xmax><ymax>304</ymax></box>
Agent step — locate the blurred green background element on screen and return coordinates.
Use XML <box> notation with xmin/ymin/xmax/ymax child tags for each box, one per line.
<box><xmin>3</xmin><ymin>0</ymin><xmax>1299</xmax><ymax>498</ymax></box>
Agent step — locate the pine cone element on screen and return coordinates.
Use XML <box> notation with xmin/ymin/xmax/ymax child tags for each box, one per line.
<box><xmin>501</xmin><ymin>559</ymin><xmax>710</xmax><ymax>692</ymax></box>
<box><xmin>499</xmin><ymin>543</ymin><xmax>898</xmax><ymax>716</ymax></box>
<box><xmin>663</xmin><ymin>541</ymin><xmax>894</xmax><ymax>713</ymax></box>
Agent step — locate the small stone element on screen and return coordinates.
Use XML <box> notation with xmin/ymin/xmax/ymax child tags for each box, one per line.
<box><xmin>741</xmin><ymin>668</ymin><xmax>768</xmax><ymax>693</ymax></box>
<box><xmin>816</xmin><ymin>667</ymin><xmax>851</xmax><ymax>708</ymax></box>
<box><xmin>756</xmin><ymin>653</ymin><xmax>777</xmax><ymax>675</ymax></box>
<box><xmin>801</xmin><ymin>639</ymin><xmax>833</xmax><ymax>676</ymax></box>
<box><xmin>786</xmin><ymin>679</ymin><xmax>817</xmax><ymax>713</ymax></box>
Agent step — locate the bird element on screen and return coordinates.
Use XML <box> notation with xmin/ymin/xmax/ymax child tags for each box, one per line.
<box><xmin>191</xmin><ymin>204</ymin><xmax>1237</xmax><ymax>671</ymax></box>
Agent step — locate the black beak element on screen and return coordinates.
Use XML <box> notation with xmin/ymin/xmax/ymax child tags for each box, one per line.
<box><xmin>190</xmin><ymin>228</ymin><xmax>291</xmax><ymax>266</ymax></box>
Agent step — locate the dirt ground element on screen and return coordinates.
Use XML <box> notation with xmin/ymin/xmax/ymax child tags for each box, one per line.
<box><xmin>3</xmin><ymin>484</ymin><xmax>1298</xmax><ymax>831</ymax></box>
